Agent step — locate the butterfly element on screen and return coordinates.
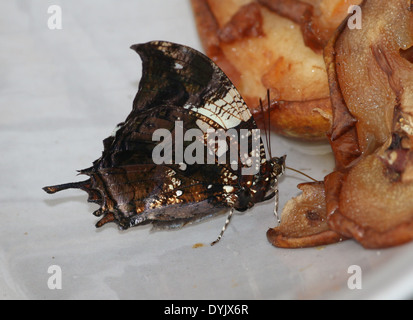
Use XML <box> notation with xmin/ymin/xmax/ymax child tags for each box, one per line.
<box><xmin>43</xmin><ymin>41</ymin><xmax>286</xmax><ymax>245</ymax></box>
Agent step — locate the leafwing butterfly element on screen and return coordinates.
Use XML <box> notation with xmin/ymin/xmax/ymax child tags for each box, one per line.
<box><xmin>43</xmin><ymin>41</ymin><xmax>286</xmax><ymax>245</ymax></box>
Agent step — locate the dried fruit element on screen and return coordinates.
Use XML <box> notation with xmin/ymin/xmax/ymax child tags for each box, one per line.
<box><xmin>267</xmin><ymin>182</ymin><xmax>345</xmax><ymax>248</ymax></box>
<box><xmin>191</xmin><ymin>0</ymin><xmax>360</xmax><ymax>140</ymax></box>
<box><xmin>325</xmin><ymin>0</ymin><xmax>413</xmax><ymax>248</ymax></box>
<box><xmin>269</xmin><ymin>0</ymin><xmax>413</xmax><ymax>249</ymax></box>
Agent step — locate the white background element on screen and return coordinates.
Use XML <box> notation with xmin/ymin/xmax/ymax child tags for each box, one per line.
<box><xmin>1</xmin><ymin>0</ymin><xmax>412</xmax><ymax>299</ymax></box>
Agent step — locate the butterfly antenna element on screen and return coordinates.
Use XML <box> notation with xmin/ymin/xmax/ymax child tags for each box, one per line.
<box><xmin>285</xmin><ymin>166</ymin><xmax>318</xmax><ymax>182</ymax></box>
<box><xmin>263</xmin><ymin>90</ymin><xmax>282</xmax><ymax>223</ymax></box>
<box><xmin>266</xmin><ymin>89</ymin><xmax>272</xmax><ymax>158</ymax></box>
<box><xmin>259</xmin><ymin>97</ymin><xmax>271</xmax><ymax>160</ymax></box>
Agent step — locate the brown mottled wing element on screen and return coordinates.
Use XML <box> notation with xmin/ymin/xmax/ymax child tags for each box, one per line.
<box><xmin>100</xmin><ymin>41</ymin><xmax>254</xmax><ymax>168</ymax></box>
<box><xmin>44</xmin><ymin>41</ymin><xmax>262</xmax><ymax>230</ymax></box>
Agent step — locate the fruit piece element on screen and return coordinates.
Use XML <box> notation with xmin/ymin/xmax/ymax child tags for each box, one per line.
<box><xmin>191</xmin><ymin>0</ymin><xmax>360</xmax><ymax>140</ymax></box>
<box><xmin>325</xmin><ymin>0</ymin><xmax>413</xmax><ymax>248</ymax></box>
<box><xmin>267</xmin><ymin>182</ymin><xmax>345</xmax><ymax>248</ymax></box>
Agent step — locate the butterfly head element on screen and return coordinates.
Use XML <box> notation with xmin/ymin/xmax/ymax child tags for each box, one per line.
<box><xmin>254</xmin><ymin>155</ymin><xmax>286</xmax><ymax>203</ymax></box>
<box><xmin>270</xmin><ymin>155</ymin><xmax>286</xmax><ymax>181</ymax></box>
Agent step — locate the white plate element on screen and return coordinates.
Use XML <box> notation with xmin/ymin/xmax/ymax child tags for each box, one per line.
<box><xmin>1</xmin><ymin>0</ymin><xmax>412</xmax><ymax>300</ymax></box>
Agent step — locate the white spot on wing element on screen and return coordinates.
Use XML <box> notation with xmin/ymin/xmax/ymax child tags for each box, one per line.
<box><xmin>174</xmin><ymin>62</ymin><xmax>183</xmax><ymax>70</ymax></box>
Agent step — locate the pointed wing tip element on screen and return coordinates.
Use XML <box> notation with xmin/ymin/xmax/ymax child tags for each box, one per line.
<box><xmin>130</xmin><ymin>42</ymin><xmax>155</xmax><ymax>58</ymax></box>
<box><xmin>130</xmin><ymin>41</ymin><xmax>177</xmax><ymax>54</ymax></box>
<box><xmin>130</xmin><ymin>41</ymin><xmax>158</xmax><ymax>52</ymax></box>
<box><xmin>130</xmin><ymin>43</ymin><xmax>141</xmax><ymax>52</ymax></box>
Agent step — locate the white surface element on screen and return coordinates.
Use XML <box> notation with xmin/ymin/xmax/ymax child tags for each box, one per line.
<box><xmin>1</xmin><ymin>0</ymin><xmax>413</xmax><ymax>300</ymax></box>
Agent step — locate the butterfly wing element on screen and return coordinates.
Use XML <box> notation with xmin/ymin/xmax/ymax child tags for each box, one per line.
<box><xmin>101</xmin><ymin>41</ymin><xmax>255</xmax><ymax>167</ymax></box>
<box><xmin>130</xmin><ymin>41</ymin><xmax>251</xmax><ymax>120</ymax></box>
<box><xmin>44</xmin><ymin>41</ymin><xmax>270</xmax><ymax>230</ymax></box>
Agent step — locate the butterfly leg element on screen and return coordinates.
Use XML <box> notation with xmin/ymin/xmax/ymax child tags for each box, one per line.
<box><xmin>210</xmin><ymin>208</ymin><xmax>234</xmax><ymax>246</ymax></box>
<box><xmin>274</xmin><ymin>180</ymin><xmax>281</xmax><ymax>224</ymax></box>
